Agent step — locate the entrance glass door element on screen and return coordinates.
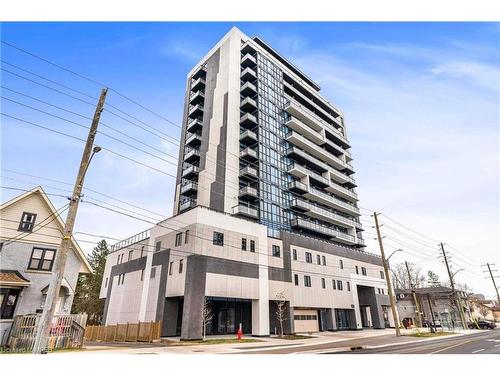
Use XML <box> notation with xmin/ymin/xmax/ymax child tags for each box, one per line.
<box><xmin>217</xmin><ymin>308</ymin><xmax>235</xmax><ymax>334</ymax></box>
<box><xmin>335</xmin><ymin>309</ymin><xmax>351</xmax><ymax>330</ymax></box>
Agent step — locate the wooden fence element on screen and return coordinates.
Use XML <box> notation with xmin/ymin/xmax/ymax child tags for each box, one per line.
<box><xmin>84</xmin><ymin>321</ymin><xmax>161</xmax><ymax>343</ymax></box>
<box><xmin>8</xmin><ymin>313</ymin><xmax>87</xmax><ymax>352</ymax></box>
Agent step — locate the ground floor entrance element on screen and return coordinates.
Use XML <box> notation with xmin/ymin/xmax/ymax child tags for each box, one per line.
<box><xmin>205</xmin><ymin>297</ymin><xmax>252</xmax><ymax>335</ymax></box>
<box><xmin>293</xmin><ymin>309</ymin><xmax>319</xmax><ymax>333</ymax></box>
<box><xmin>335</xmin><ymin>309</ymin><xmax>353</xmax><ymax>330</ymax></box>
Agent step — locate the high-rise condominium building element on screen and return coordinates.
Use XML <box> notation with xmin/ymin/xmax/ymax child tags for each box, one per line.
<box><xmin>100</xmin><ymin>28</ymin><xmax>392</xmax><ymax>340</ymax></box>
<box><xmin>173</xmin><ymin>28</ymin><xmax>364</xmax><ymax>248</ymax></box>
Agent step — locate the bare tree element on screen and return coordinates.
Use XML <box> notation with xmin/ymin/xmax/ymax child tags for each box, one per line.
<box><xmin>479</xmin><ymin>304</ymin><xmax>490</xmax><ymax>319</ymax></box>
<box><xmin>275</xmin><ymin>291</ymin><xmax>288</xmax><ymax>337</ymax></box>
<box><xmin>201</xmin><ymin>297</ymin><xmax>214</xmax><ymax>340</ymax></box>
<box><xmin>391</xmin><ymin>262</ymin><xmax>426</xmax><ymax>290</ymax></box>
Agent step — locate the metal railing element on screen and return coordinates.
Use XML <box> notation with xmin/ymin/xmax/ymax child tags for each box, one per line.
<box><xmin>111</xmin><ymin>229</ymin><xmax>151</xmax><ymax>252</ymax></box>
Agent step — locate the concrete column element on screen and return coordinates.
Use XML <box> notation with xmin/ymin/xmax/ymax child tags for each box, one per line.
<box><xmin>252</xmin><ymin>234</ymin><xmax>270</xmax><ymax>336</ymax></box>
<box><xmin>181</xmin><ymin>255</ymin><xmax>207</xmax><ymax>340</ymax></box>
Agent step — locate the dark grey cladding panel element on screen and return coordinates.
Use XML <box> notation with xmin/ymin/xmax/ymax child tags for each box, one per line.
<box><xmin>110</xmin><ymin>256</ymin><xmax>147</xmax><ymax>276</ymax></box>
<box><xmin>204</xmin><ymin>255</ymin><xmax>259</xmax><ymax>279</ymax></box>
<box><xmin>199</xmin><ymin>48</ymin><xmax>220</xmax><ymax>171</ymax></box>
<box><xmin>282</xmin><ymin>232</ymin><xmax>384</xmax><ymax>266</ymax></box>
<box><xmin>209</xmin><ymin>92</ymin><xmax>228</xmax><ymax>211</ymax></box>
<box><xmin>268</xmin><ymin>266</ymin><xmax>291</xmax><ymax>282</ymax></box>
<box><xmin>153</xmin><ymin>249</ymin><xmax>171</xmax><ymax>321</ymax></box>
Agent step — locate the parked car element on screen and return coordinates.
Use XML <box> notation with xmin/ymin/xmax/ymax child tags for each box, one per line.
<box><xmin>422</xmin><ymin>319</ymin><xmax>442</xmax><ymax>328</ymax></box>
<box><xmin>468</xmin><ymin>320</ymin><xmax>496</xmax><ymax>329</ymax></box>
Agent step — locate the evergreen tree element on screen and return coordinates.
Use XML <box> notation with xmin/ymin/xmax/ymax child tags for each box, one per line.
<box><xmin>71</xmin><ymin>239</ymin><xmax>109</xmax><ymax>325</ymax></box>
<box><xmin>427</xmin><ymin>270</ymin><xmax>441</xmax><ymax>287</ymax></box>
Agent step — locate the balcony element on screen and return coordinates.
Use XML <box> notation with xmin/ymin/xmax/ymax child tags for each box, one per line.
<box><xmin>304</xmin><ymin>186</ymin><xmax>360</xmax><ymax>216</ymax></box>
<box><xmin>184</xmin><ymin>148</ymin><xmax>200</xmax><ymax>164</ymax></box>
<box><xmin>286</xmin><ymin>146</ymin><xmax>329</xmax><ymax>173</ymax></box>
<box><xmin>182</xmin><ymin>165</ymin><xmax>199</xmax><ymax>179</ymax></box>
<box><xmin>240</xmin><ymin>97</ymin><xmax>257</xmax><ymax>112</ymax></box>
<box><xmin>285</xmin><ymin>116</ymin><xmax>324</xmax><ymax>145</ymax></box>
<box><xmin>233</xmin><ymin>204</ymin><xmax>259</xmax><ymax>219</ymax></box>
<box><xmin>239</xmin><ymin>186</ymin><xmax>258</xmax><ymax>199</ymax></box>
<box><xmin>357</xmin><ymin>237</ymin><xmax>366</xmax><ymax>247</ymax></box>
<box><xmin>189</xmin><ymin>90</ymin><xmax>205</xmax><ymax>105</ymax></box>
<box><xmin>188</xmin><ymin>104</ymin><xmax>204</xmax><ymax>119</ymax></box>
<box><xmin>241</xmin><ymin>81</ymin><xmax>257</xmax><ymax>96</ymax></box>
<box><xmin>241</xmin><ymin>53</ymin><xmax>257</xmax><ymax>68</ymax></box>
<box><xmin>285</xmin><ymin>99</ymin><xmax>350</xmax><ymax>148</ymax></box>
<box><xmin>286</xmin><ymin>131</ymin><xmax>346</xmax><ymax>170</ymax></box>
<box><xmin>180</xmin><ymin>180</ymin><xmax>198</xmax><ymax>196</ymax></box>
<box><xmin>239</xmin><ymin>129</ymin><xmax>258</xmax><ymax>145</ymax></box>
<box><xmin>325</xmin><ymin>180</ymin><xmax>358</xmax><ymax>202</ymax></box>
<box><xmin>287</xmin><ymin>163</ymin><xmax>329</xmax><ymax>187</ymax></box>
<box><xmin>241</xmin><ymin>67</ymin><xmax>257</xmax><ymax>82</ymax></box>
<box><xmin>288</xmin><ymin>180</ymin><xmax>308</xmax><ymax>194</ymax></box>
<box><xmin>240</xmin><ymin>165</ymin><xmax>258</xmax><ymax>180</ymax></box>
<box><xmin>240</xmin><ymin>147</ymin><xmax>258</xmax><ymax>161</ymax></box>
<box><xmin>187</xmin><ymin>117</ymin><xmax>203</xmax><ymax>133</ymax></box>
<box><xmin>192</xmin><ymin>65</ymin><xmax>206</xmax><ymax>80</ymax></box>
<box><xmin>290</xmin><ymin>198</ymin><xmax>357</xmax><ymax>229</ymax></box>
<box><xmin>179</xmin><ymin>198</ymin><xmax>197</xmax><ymax>212</ymax></box>
<box><xmin>240</xmin><ymin>113</ymin><xmax>258</xmax><ymax>129</ymax></box>
<box><xmin>191</xmin><ymin>77</ymin><xmax>206</xmax><ymax>91</ymax></box>
<box><xmin>185</xmin><ymin>132</ymin><xmax>202</xmax><ymax>148</ymax></box>
<box><xmin>290</xmin><ymin>217</ymin><xmax>356</xmax><ymax>244</ymax></box>
<box><xmin>328</xmin><ymin>167</ymin><xmax>356</xmax><ymax>188</ymax></box>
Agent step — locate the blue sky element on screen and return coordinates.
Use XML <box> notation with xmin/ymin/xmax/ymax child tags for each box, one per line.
<box><xmin>1</xmin><ymin>22</ymin><xmax>499</xmax><ymax>297</ymax></box>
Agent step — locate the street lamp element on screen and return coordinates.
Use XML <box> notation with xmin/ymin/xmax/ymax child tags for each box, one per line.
<box><xmin>387</xmin><ymin>249</ymin><xmax>403</xmax><ymax>262</ymax></box>
<box><xmin>452</xmin><ymin>269</ymin><xmax>465</xmax><ymax>278</ymax></box>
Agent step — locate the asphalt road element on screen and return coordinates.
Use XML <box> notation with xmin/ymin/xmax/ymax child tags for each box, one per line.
<box><xmin>329</xmin><ymin>330</ymin><xmax>500</xmax><ymax>354</ymax></box>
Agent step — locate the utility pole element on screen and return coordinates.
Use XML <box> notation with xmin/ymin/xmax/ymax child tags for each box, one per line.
<box><xmin>373</xmin><ymin>212</ymin><xmax>401</xmax><ymax>336</ymax></box>
<box><xmin>440</xmin><ymin>243</ymin><xmax>467</xmax><ymax>330</ymax></box>
<box><xmin>482</xmin><ymin>263</ymin><xmax>500</xmax><ymax>304</ymax></box>
<box><xmin>426</xmin><ymin>293</ymin><xmax>436</xmax><ymax>333</ymax></box>
<box><xmin>405</xmin><ymin>260</ymin><xmax>422</xmax><ymax>327</ymax></box>
<box><xmin>32</xmin><ymin>88</ymin><xmax>108</xmax><ymax>354</ymax></box>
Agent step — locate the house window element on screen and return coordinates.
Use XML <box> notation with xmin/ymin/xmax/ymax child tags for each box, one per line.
<box><xmin>179</xmin><ymin>259</ymin><xmax>184</xmax><ymax>274</ymax></box>
<box><xmin>140</xmin><ymin>269</ymin><xmax>145</xmax><ymax>281</ymax></box>
<box><xmin>175</xmin><ymin>233</ymin><xmax>183</xmax><ymax>247</ymax></box>
<box><xmin>380</xmin><ymin>270</ymin><xmax>384</xmax><ymax>279</ymax></box>
<box><xmin>28</xmin><ymin>248</ymin><xmax>56</xmax><ymax>271</ymax></box>
<box><xmin>150</xmin><ymin>267</ymin><xmax>156</xmax><ymax>279</ymax></box>
<box><xmin>122</xmin><ymin>274</ymin><xmax>125</xmax><ymax>284</ymax></box>
<box><xmin>361</xmin><ymin>267</ymin><xmax>367</xmax><ymax>276</ymax></box>
<box><xmin>332</xmin><ymin>279</ymin><xmax>337</xmax><ymax>290</ymax></box>
<box><xmin>272</xmin><ymin>245</ymin><xmax>280</xmax><ymax>257</ymax></box>
<box><xmin>155</xmin><ymin>241</ymin><xmax>161</xmax><ymax>252</ymax></box>
<box><xmin>250</xmin><ymin>240</ymin><xmax>255</xmax><ymax>252</ymax></box>
<box><xmin>18</xmin><ymin>212</ymin><xmax>37</xmax><ymax>232</ymax></box>
<box><xmin>169</xmin><ymin>261</ymin><xmax>174</xmax><ymax>275</ymax></box>
<box><xmin>292</xmin><ymin>249</ymin><xmax>297</xmax><ymax>261</ymax></box>
<box><xmin>185</xmin><ymin>230</ymin><xmax>189</xmax><ymax>244</ymax></box>
<box><xmin>116</xmin><ymin>254</ymin><xmax>120</xmax><ymax>265</ymax></box>
<box><xmin>321</xmin><ymin>278</ymin><xmax>326</xmax><ymax>289</ymax></box>
<box><xmin>294</xmin><ymin>274</ymin><xmax>299</xmax><ymax>286</ymax></box>
<box><xmin>1</xmin><ymin>288</ymin><xmax>20</xmax><ymax>319</ymax></box>
<box><xmin>337</xmin><ymin>280</ymin><xmax>343</xmax><ymax>291</ymax></box>
<box><xmin>128</xmin><ymin>250</ymin><xmax>133</xmax><ymax>261</ymax></box>
<box><xmin>140</xmin><ymin>246</ymin><xmax>145</xmax><ymax>258</ymax></box>
<box><xmin>347</xmin><ymin>282</ymin><xmax>351</xmax><ymax>291</ymax></box>
<box><xmin>304</xmin><ymin>275</ymin><xmax>312</xmax><ymax>287</ymax></box>
<box><xmin>355</xmin><ymin>266</ymin><xmax>359</xmax><ymax>274</ymax></box>
<box><xmin>242</xmin><ymin>238</ymin><xmax>247</xmax><ymax>251</ymax></box>
<box><xmin>317</xmin><ymin>255</ymin><xmax>321</xmax><ymax>265</ymax></box>
<box><xmin>305</xmin><ymin>252</ymin><xmax>312</xmax><ymax>263</ymax></box>
<box><xmin>213</xmin><ymin>232</ymin><xmax>224</xmax><ymax>246</ymax></box>
<box><xmin>339</xmin><ymin>259</ymin><xmax>344</xmax><ymax>269</ymax></box>
<box><xmin>104</xmin><ymin>277</ymin><xmax>108</xmax><ymax>288</ymax></box>
<box><xmin>322</xmin><ymin>256</ymin><xmax>326</xmax><ymax>266</ymax></box>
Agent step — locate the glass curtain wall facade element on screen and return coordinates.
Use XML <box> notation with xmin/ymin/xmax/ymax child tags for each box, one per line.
<box><xmin>256</xmin><ymin>54</ymin><xmax>292</xmax><ymax>238</ymax></box>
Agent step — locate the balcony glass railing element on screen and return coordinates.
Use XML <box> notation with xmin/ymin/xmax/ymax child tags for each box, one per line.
<box><xmin>285</xmin><ymin>99</ymin><xmax>349</xmax><ymax>144</ymax></box>
<box><xmin>290</xmin><ymin>198</ymin><xmax>357</xmax><ymax>227</ymax></box>
<box><xmin>309</xmin><ymin>186</ymin><xmax>360</xmax><ymax>214</ymax></box>
<box><xmin>290</xmin><ymin>217</ymin><xmax>355</xmax><ymax>242</ymax></box>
